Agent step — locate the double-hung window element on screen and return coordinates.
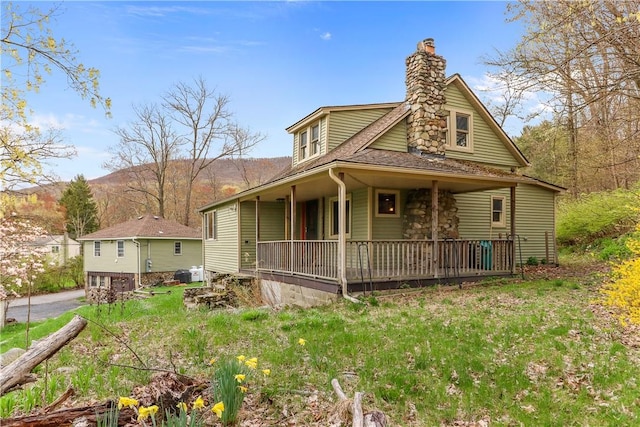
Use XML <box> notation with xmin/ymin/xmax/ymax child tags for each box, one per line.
<box><xmin>447</xmin><ymin>109</ymin><xmax>473</xmax><ymax>152</ymax></box>
<box><xmin>174</xmin><ymin>241</ymin><xmax>183</xmax><ymax>255</ymax></box>
<box><xmin>205</xmin><ymin>211</ymin><xmax>217</xmax><ymax>240</ymax></box>
<box><xmin>117</xmin><ymin>240</ymin><xmax>125</xmax><ymax>257</ymax></box>
<box><xmin>298</xmin><ymin>121</ymin><xmax>321</xmax><ymax>162</ymax></box>
<box><xmin>94</xmin><ymin>241</ymin><xmax>101</xmax><ymax>257</ymax></box>
<box><xmin>299</xmin><ymin>130</ymin><xmax>308</xmax><ymax>160</ymax></box>
<box><xmin>491</xmin><ymin>196</ymin><xmax>506</xmax><ymax>227</ymax></box>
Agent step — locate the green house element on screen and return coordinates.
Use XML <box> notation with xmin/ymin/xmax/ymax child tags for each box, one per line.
<box><xmin>77</xmin><ymin>215</ymin><xmax>202</xmax><ymax>291</ymax></box>
<box><xmin>198</xmin><ymin>38</ymin><xmax>563</xmax><ymax>307</ymax></box>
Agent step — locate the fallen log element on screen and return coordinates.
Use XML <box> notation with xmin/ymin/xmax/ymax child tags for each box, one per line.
<box><xmin>0</xmin><ymin>315</ymin><xmax>88</xmax><ymax>396</ymax></box>
<box><xmin>1</xmin><ymin>402</ymin><xmax>135</xmax><ymax>427</ymax></box>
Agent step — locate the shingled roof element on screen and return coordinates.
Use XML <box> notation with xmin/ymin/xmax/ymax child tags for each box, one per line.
<box><xmin>265</xmin><ymin>102</ymin><xmax>533</xmax><ymax>185</ymax></box>
<box><xmin>77</xmin><ymin>215</ymin><xmax>201</xmax><ymax>240</ymax></box>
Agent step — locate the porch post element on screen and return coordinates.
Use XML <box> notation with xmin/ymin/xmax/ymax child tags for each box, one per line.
<box><xmin>255</xmin><ymin>196</ymin><xmax>260</xmax><ymax>272</ymax></box>
<box><xmin>510</xmin><ymin>186</ymin><xmax>517</xmax><ymax>274</ymax></box>
<box><xmin>432</xmin><ymin>180</ymin><xmax>439</xmax><ymax>278</ymax></box>
<box><xmin>290</xmin><ymin>185</ymin><xmax>296</xmax><ymax>273</ymax></box>
<box><xmin>255</xmin><ymin>196</ymin><xmax>260</xmax><ymax>242</ymax></box>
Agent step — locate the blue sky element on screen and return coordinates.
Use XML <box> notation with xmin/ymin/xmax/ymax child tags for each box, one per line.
<box><xmin>17</xmin><ymin>1</ymin><xmax>528</xmax><ymax>182</ymax></box>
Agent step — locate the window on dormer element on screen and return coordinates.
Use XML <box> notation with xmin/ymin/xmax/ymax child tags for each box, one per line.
<box><xmin>298</xmin><ymin>122</ymin><xmax>320</xmax><ymax>162</ymax></box>
<box><xmin>300</xmin><ymin>130</ymin><xmax>308</xmax><ymax>160</ymax></box>
<box><xmin>311</xmin><ymin>124</ymin><xmax>319</xmax><ymax>156</ymax></box>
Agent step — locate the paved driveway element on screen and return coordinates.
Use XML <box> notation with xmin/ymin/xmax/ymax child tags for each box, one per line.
<box><xmin>6</xmin><ymin>289</ymin><xmax>87</xmax><ymax>323</ymax></box>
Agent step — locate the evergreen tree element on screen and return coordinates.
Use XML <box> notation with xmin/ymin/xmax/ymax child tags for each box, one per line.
<box><xmin>59</xmin><ymin>175</ymin><xmax>99</xmax><ymax>239</ymax></box>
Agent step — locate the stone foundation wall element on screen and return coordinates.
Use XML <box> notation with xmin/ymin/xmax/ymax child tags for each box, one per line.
<box><xmin>260</xmin><ymin>279</ymin><xmax>338</xmax><ymax>308</ymax></box>
<box><xmin>403</xmin><ymin>188</ymin><xmax>459</xmax><ymax>239</ymax></box>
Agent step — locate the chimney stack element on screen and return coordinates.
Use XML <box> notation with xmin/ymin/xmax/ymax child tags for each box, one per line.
<box><xmin>405</xmin><ymin>38</ymin><xmax>448</xmax><ymax>156</ymax></box>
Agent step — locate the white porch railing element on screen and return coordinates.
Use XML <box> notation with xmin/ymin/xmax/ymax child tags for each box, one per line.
<box><xmin>256</xmin><ymin>239</ymin><xmax>513</xmax><ymax>281</ymax></box>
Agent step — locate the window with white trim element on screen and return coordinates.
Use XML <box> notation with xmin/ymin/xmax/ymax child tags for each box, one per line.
<box><xmin>298</xmin><ymin>121</ymin><xmax>321</xmax><ymax>162</ymax></box>
<box><xmin>205</xmin><ymin>211</ymin><xmax>217</xmax><ymax>240</ymax></box>
<box><xmin>117</xmin><ymin>240</ymin><xmax>125</xmax><ymax>257</ymax></box>
<box><xmin>94</xmin><ymin>241</ymin><xmax>101</xmax><ymax>257</ymax></box>
<box><xmin>329</xmin><ymin>195</ymin><xmax>351</xmax><ymax>237</ymax></box>
<box><xmin>491</xmin><ymin>196</ymin><xmax>506</xmax><ymax>227</ymax></box>
<box><xmin>375</xmin><ymin>189</ymin><xmax>400</xmax><ymax>217</ymax></box>
<box><xmin>447</xmin><ymin>108</ymin><xmax>473</xmax><ymax>152</ymax></box>
<box><xmin>51</xmin><ymin>245</ymin><xmax>60</xmax><ymax>254</ymax></box>
<box><xmin>174</xmin><ymin>241</ymin><xmax>183</xmax><ymax>255</ymax></box>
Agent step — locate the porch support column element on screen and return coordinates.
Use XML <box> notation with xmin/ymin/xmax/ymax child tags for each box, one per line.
<box><xmin>255</xmin><ymin>196</ymin><xmax>260</xmax><ymax>272</ymax></box>
<box><xmin>432</xmin><ymin>180</ymin><xmax>439</xmax><ymax>279</ymax></box>
<box><xmin>510</xmin><ymin>186</ymin><xmax>517</xmax><ymax>274</ymax></box>
<box><xmin>290</xmin><ymin>185</ymin><xmax>296</xmax><ymax>273</ymax></box>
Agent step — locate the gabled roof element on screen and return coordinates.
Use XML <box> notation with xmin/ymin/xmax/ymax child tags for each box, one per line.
<box><xmin>445</xmin><ymin>74</ymin><xmax>529</xmax><ymax>167</ymax></box>
<box><xmin>77</xmin><ymin>215</ymin><xmax>201</xmax><ymax>240</ymax></box>
<box><xmin>31</xmin><ymin>235</ymin><xmax>80</xmax><ymax>246</ymax></box>
<box><xmin>285</xmin><ymin>102</ymin><xmax>402</xmax><ymax>134</ymax></box>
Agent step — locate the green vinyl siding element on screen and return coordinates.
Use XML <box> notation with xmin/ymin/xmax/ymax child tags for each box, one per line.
<box><xmin>240</xmin><ymin>201</ymin><xmax>256</xmax><ymax>269</ymax></box>
<box><xmin>350</xmin><ymin>188</ymin><xmax>369</xmax><ymax>240</ymax></box>
<box><xmin>203</xmin><ymin>202</ymin><xmax>239</xmax><ymax>274</ymax></box>
<box><xmin>259</xmin><ymin>202</ymin><xmax>286</xmax><ymax>240</ymax></box>
<box><xmin>455</xmin><ymin>189</ymin><xmax>512</xmax><ymax>240</ymax></box>
<box><xmin>148</xmin><ymin>240</ymin><xmax>202</xmax><ymax>272</ymax></box>
<box><xmin>372</xmin><ymin>189</ymin><xmax>405</xmax><ymax>239</ymax></box>
<box><xmin>240</xmin><ymin>201</ymin><xmax>286</xmax><ymax>269</ymax></box>
<box><xmin>455</xmin><ymin>185</ymin><xmax>557</xmax><ymax>263</ymax></box>
<box><xmin>327</xmin><ymin>108</ymin><xmax>394</xmax><ymax>151</ymax></box>
<box><xmin>515</xmin><ymin>184</ymin><xmax>557</xmax><ymax>263</ymax></box>
<box><xmin>444</xmin><ymin>84</ymin><xmax>520</xmax><ymax>168</ymax></box>
<box><xmin>83</xmin><ymin>239</ymin><xmax>200</xmax><ymax>274</ymax></box>
<box><xmin>369</xmin><ymin>121</ymin><xmax>408</xmax><ymax>152</ymax></box>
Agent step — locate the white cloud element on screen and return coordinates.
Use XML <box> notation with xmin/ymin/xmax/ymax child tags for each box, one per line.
<box><xmin>320</xmin><ymin>32</ymin><xmax>332</xmax><ymax>41</ymax></box>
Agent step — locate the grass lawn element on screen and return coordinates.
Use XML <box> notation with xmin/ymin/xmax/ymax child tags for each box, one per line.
<box><xmin>1</xmin><ymin>271</ymin><xmax>639</xmax><ymax>426</ymax></box>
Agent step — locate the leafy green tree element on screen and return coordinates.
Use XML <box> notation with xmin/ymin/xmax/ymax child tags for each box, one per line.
<box><xmin>59</xmin><ymin>175</ymin><xmax>99</xmax><ymax>239</ymax></box>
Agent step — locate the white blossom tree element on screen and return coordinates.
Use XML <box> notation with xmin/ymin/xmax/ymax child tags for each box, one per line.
<box><xmin>0</xmin><ymin>215</ymin><xmax>50</xmax><ymax>327</ymax></box>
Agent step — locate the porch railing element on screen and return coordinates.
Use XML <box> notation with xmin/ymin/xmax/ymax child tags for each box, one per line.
<box><xmin>256</xmin><ymin>239</ymin><xmax>513</xmax><ymax>281</ymax></box>
<box><xmin>257</xmin><ymin>240</ymin><xmax>339</xmax><ymax>280</ymax></box>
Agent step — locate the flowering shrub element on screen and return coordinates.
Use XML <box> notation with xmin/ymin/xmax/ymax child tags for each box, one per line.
<box><xmin>601</xmin><ymin>225</ymin><xmax>640</xmax><ymax>325</ymax></box>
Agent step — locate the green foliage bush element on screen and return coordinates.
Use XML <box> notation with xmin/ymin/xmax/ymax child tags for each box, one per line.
<box><xmin>32</xmin><ymin>256</ymin><xmax>84</xmax><ymax>293</ymax></box>
<box><xmin>556</xmin><ymin>187</ymin><xmax>639</xmax><ymax>247</ymax></box>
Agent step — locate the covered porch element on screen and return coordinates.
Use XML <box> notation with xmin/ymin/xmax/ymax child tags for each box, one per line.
<box><xmin>239</xmin><ymin>160</ymin><xmax>520</xmax><ymax>293</ymax></box>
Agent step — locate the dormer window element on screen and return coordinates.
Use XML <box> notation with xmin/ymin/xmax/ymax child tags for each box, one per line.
<box><xmin>298</xmin><ymin>122</ymin><xmax>321</xmax><ymax>161</ymax></box>
<box><xmin>447</xmin><ymin>108</ymin><xmax>473</xmax><ymax>153</ymax></box>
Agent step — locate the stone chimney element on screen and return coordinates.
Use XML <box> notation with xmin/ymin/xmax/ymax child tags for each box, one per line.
<box><xmin>405</xmin><ymin>38</ymin><xmax>448</xmax><ymax>156</ymax></box>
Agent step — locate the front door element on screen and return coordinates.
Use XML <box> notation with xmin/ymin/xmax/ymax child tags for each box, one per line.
<box><xmin>303</xmin><ymin>200</ymin><xmax>319</xmax><ymax>240</ymax></box>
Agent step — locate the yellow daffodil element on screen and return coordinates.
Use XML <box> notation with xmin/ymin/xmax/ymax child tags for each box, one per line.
<box><xmin>209</xmin><ymin>357</ymin><xmax>217</xmax><ymax>365</ymax></box>
<box><xmin>192</xmin><ymin>395</ymin><xmax>205</xmax><ymax>410</ymax></box>
<box><xmin>239</xmin><ymin>385</ymin><xmax>248</xmax><ymax>393</ymax></box>
<box><xmin>298</xmin><ymin>338</ymin><xmax>306</xmax><ymax>346</ymax></box>
<box><xmin>245</xmin><ymin>357</ymin><xmax>258</xmax><ymax>369</ymax></box>
<box><xmin>262</xmin><ymin>369</ymin><xmax>271</xmax><ymax>376</ymax></box>
<box><xmin>212</xmin><ymin>401</ymin><xmax>225</xmax><ymax>418</ymax></box>
<box><xmin>137</xmin><ymin>405</ymin><xmax>158</xmax><ymax>421</ymax></box>
<box><xmin>236</xmin><ymin>355</ymin><xmax>246</xmax><ymax>362</ymax></box>
<box><xmin>177</xmin><ymin>402</ymin><xmax>187</xmax><ymax>412</ymax></box>
<box><xmin>117</xmin><ymin>396</ymin><xmax>139</xmax><ymax>410</ymax></box>
<box><xmin>234</xmin><ymin>373</ymin><xmax>246</xmax><ymax>383</ymax></box>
